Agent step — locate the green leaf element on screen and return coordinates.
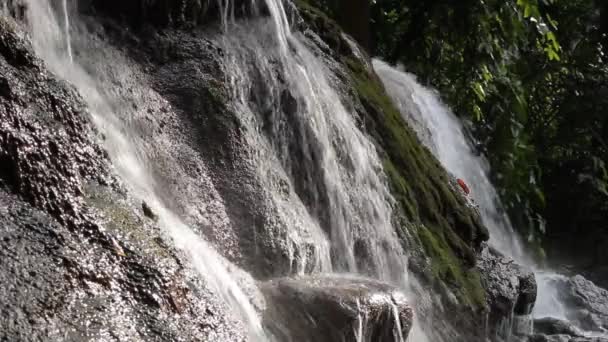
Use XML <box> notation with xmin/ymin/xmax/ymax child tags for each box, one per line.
<box><xmin>472</xmin><ymin>82</ymin><xmax>486</xmax><ymax>101</ymax></box>
<box><xmin>473</xmin><ymin>105</ymin><xmax>483</xmax><ymax>121</ymax></box>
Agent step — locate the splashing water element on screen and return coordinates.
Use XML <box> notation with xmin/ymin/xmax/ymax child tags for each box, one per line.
<box><xmin>21</xmin><ymin>0</ymin><xmax>268</xmax><ymax>339</ymax></box>
<box><xmin>532</xmin><ymin>272</ymin><xmax>569</xmax><ymax>320</ymax></box>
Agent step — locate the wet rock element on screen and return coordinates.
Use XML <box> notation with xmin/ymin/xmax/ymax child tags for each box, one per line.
<box><xmin>534</xmin><ymin>317</ymin><xmax>584</xmax><ymax>337</ymax></box>
<box><xmin>0</xmin><ymin>16</ymin><xmax>110</xmax><ymax>229</ymax></box>
<box><xmin>0</xmin><ymin>19</ymin><xmax>246</xmax><ymax>341</ymax></box>
<box><xmin>565</xmin><ymin>275</ymin><xmax>608</xmax><ymax>332</ymax></box>
<box><xmin>477</xmin><ymin>246</ymin><xmax>537</xmax><ymax>338</ymax></box>
<box><xmin>142</xmin><ymin>200</ymin><xmax>158</xmax><ymax>220</ymax></box>
<box><xmin>118</xmin><ymin>24</ymin><xmax>327</xmax><ymax>278</ymax></box>
<box><xmin>542</xmin><ymin>275</ymin><xmax>608</xmax><ymax>333</ymax></box>
<box><xmin>260</xmin><ymin>274</ymin><xmax>414</xmax><ymax>342</ymax></box>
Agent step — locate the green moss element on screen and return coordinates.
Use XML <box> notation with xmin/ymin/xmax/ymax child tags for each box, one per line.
<box><xmin>84</xmin><ymin>184</ymin><xmax>170</xmax><ymax>258</ymax></box>
<box><xmin>417</xmin><ymin>225</ymin><xmax>486</xmax><ymax>307</ymax></box>
<box><xmin>383</xmin><ymin>159</ymin><xmax>418</xmax><ymax>219</ymax></box>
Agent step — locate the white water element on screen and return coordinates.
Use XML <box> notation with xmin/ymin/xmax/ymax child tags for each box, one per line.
<box><xmin>21</xmin><ymin>0</ymin><xmax>268</xmax><ymax>340</ymax></box>
<box><xmin>373</xmin><ymin>60</ymin><xmax>587</xmax><ymax>340</ymax></box>
<box><xmin>533</xmin><ymin>272</ymin><xmax>569</xmax><ymax>320</ymax></box>
<box><xmin>217</xmin><ymin>1</ymin><xmax>427</xmax><ymax>340</ymax></box>
<box><xmin>62</xmin><ymin>0</ymin><xmax>72</xmax><ymax>62</ymax></box>
<box><xmin>8</xmin><ymin>0</ymin><xmax>433</xmax><ymax>339</ymax></box>
<box><xmin>373</xmin><ymin>60</ymin><xmax>527</xmax><ymax>262</ymax></box>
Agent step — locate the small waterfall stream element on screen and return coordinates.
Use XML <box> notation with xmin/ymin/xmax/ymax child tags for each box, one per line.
<box><xmin>373</xmin><ymin>60</ymin><xmax>527</xmax><ymax>263</ymax></box>
<box><xmin>373</xmin><ymin>59</ymin><xmax>601</xmax><ymax>340</ymax></box>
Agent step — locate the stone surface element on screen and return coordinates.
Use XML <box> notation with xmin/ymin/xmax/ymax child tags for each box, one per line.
<box><xmin>528</xmin><ymin>275</ymin><xmax>608</xmax><ymax>342</ymax></box>
<box><xmin>564</xmin><ymin>275</ymin><xmax>608</xmax><ymax>332</ymax></box>
<box><xmin>260</xmin><ymin>275</ymin><xmax>414</xmax><ymax>342</ymax></box>
<box><xmin>0</xmin><ymin>17</ymin><xmax>245</xmax><ymax>342</ymax></box>
<box><xmin>534</xmin><ymin>317</ymin><xmax>584</xmax><ymax>337</ymax></box>
<box><xmin>477</xmin><ymin>246</ymin><xmax>537</xmax><ymax>339</ymax></box>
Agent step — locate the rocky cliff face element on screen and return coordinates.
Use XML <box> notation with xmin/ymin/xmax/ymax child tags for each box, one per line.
<box><xmin>0</xmin><ymin>1</ymin><xmax>546</xmax><ymax>341</ymax></box>
<box><xmin>0</xmin><ymin>17</ymin><xmax>246</xmax><ymax>341</ymax></box>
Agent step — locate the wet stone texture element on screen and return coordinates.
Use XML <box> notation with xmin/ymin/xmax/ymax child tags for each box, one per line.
<box><xmin>562</xmin><ymin>275</ymin><xmax>608</xmax><ymax>332</ymax></box>
<box><xmin>260</xmin><ymin>274</ymin><xmax>414</xmax><ymax>342</ymax></box>
<box><xmin>477</xmin><ymin>246</ymin><xmax>537</xmax><ymax>339</ymax></box>
<box><xmin>0</xmin><ymin>17</ymin><xmax>245</xmax><ymax>342</ymax></box>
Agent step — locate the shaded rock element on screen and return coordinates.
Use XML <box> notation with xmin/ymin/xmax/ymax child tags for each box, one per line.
<box><xmin>534</xmin><ymin>317</ymin><xmax>584</xmax><ymax>337</ymax></box>
<box><xmin>86</xmin><ymin>0</ymin><xmax>261</xmax><ymax>28</ymax></box>
<box><xmin>477</xmin><ymin>246</ymin><xmax>537</xmax><ymax>338</ymax></box>
<box><xmin>565</xmin><ymin>275</ymin><xmax>608</xmax><ymax>332</ymax></box>
<box><xmin>142</xmin><ymin>200</ymin><xmax>158</xmax><ymax>220</ymax></box>
<box><xmin>260</xmin><ymin>275</ymin><xmax>414</xmax><ymax>342</ymax></box>
<box><xmin>541</xmin><ymin>274</ymin><xmax>608</xmax><ymax>333</ymax></box>
<box><xmin>528</xmin><ymin>335</ymin><xmax>573</xmax><ymax>342</ymax></box>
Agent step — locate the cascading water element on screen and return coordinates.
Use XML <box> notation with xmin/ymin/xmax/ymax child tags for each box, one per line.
<box><xmin>373</xmin><ymin>59</ymin><xmax>607</xmax><ymax>340</ymax></box>
<box><xmin>372</xmin><ymin>60</ymin><xmax>527</xmax><ymax>263</ymax></box>
<box><xmin>11</xmin><ymin>0</ymin><xmax>438</xmax><ymax>339</ymax></box>
<box><xmin>216</xmin><ymin>0</ymin><xmax>428</xmax><ymax>340</ymax></box>
<box><xmin>20</xmin><ymin>0</ymin><xmax>268</xmax><ymax>340</ymax></box>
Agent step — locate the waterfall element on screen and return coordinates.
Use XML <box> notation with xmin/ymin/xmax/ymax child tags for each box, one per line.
<box><xmin>216</xmin><ymin>0</ymin><xmax>430</xmax><ymax>340</ymax></box>
<box><xmin>11</xmin><ymin>0</ymin><xmax>435</xmax><ymax>339</ymax></box>
<box><xmin>373</xmin><ymin>60</ymin><xmax>527</xmax><ymax>262</ymax></box>
<box><xmin>373</xmin><ymin>59</ymin><xmax>593</xmax><ymax>340</ymax></box>
<box><xmin>224</xmin><ymin>0</ymin><xmax>410</xmax><ymax>287</ymax></box>
<box><xmin>21</xmin><ymin>0</ymin><xmax>268</xmax><ymax>340</ymax></box>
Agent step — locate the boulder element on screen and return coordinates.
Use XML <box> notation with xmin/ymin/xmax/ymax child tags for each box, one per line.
<box><xmin>260</xmin><ymin>274</ymin><xmax>414</xmax><ymax>342</ymax></box>
<box><xmin>539</xmin><ymin>274</ymin><xmax>608</xmax><ymax>333</ymax></box>
<box><xmin>477</xmin><ymin>246</ymin><xmax>537</xmax><ymax>338</ymax></box>
<box><xmin>564</xmin><ymin>275</ymin><xmax>608</xmax><ymax>332</ymax></box>
<box><xmin>534</xmin><ymin>317</ymin><xmax>584</xmax><ymax>337</ymax></box>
